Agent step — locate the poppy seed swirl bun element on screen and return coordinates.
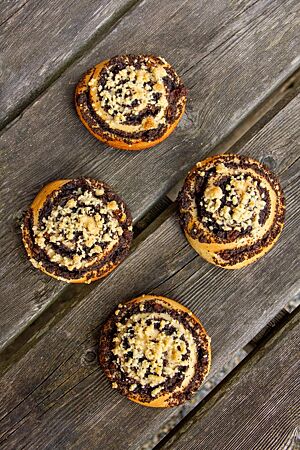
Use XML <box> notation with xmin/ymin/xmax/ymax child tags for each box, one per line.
<box><xmin>99</xmin><ymin>295</ymin><xmax>211</xmax><ymax>407</ymax></box>
<box><xmin>22</xmin><ymin>178</ymin><xmax>133</xmax><ymax>283</ymax></box>
<box><xmin>178</xmin><ymin>154</ymin><xmax>285</xmax><ymax>269</ymax></box>
<box><xmin>75</xmin><ymin>55</ymin><xmax>187</xmax><ymax>150</ymax></box>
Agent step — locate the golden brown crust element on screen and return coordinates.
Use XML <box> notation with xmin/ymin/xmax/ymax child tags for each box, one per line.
<box><xmin>99</xmin><ymin>295</ymin><xmax>211</xmax><ymax>408</ymax></box>
<box><xmin>75</xmin><ymin>98</ymin><xmax>185</xmax><ymax>151</ymax></box>
<box><xmin>178</xmin><ymin>153</ymin><xmax>285</xmax><ymax>269</ymax></box>
<box><xmin>22</xmin><ymin>178</ymin><xmax>133</xmax><ymax>283</ymax></box>
<box><xmin>75</xmin><ymin>55</ymin><xmax>186</xmax><ymax>151</ymax></box>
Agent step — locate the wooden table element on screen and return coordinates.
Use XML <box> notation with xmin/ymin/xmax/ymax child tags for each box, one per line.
<box><xmin>1</xmin><ymin>1</ymin><xmax>299</xmax><ymax>448</ymax></box>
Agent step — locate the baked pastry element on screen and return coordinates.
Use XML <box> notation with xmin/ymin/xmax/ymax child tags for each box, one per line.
<box><xmin>22</xmin><ymin>178</ymin><xmax>133</xmax><ymax>283</ymax></box>
<box><xmin>178</xmin><ymin>154</ymin><xmax>285</xmax><ymax>269</ymax></box>
<box><xmin>99</xmin><ymin>295</ymin><xmax>211</xmax><ymax>407</ymax></box>
<box><xmin>75</xmin><ymin>54</ymin><xmax>187</xmax><ymax>150</ymax></box>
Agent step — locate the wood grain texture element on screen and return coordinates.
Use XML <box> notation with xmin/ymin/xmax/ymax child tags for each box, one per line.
<box><xmin>0</xmin><ymin>0</ymin><xmax>136</xmax><ymax>126</ymax></box>
<box><xmin>1</xmin><ymin>1</ymin><xmax>28</xmax><ymax>25</ymax></box>
<box><xmin>160</xmin><ymin>309</ymin><xmax>300</xmax><ymax>450</ymax></box>
<box><xmin>1</xmin><ymin>0</ymin><xmax>300</xmax><ymax>350</ymax></box>
<box><xmin>0</xmin><ymin>104</ymin><xmax>299</xmax><ymax>449</ymax></box>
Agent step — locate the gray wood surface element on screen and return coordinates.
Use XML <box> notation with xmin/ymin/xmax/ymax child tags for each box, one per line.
<box><xmin>0</xmin><ymin>97</ymin><xmax>299</xmax><ymax>449</ymax></box>
<box><xmin>0</xmin><ymin>0</ymin><xmax>135</xmax><ymax>126</ymax></box>
<box><xmin>160</xmin><ymin>309</ymin><xmax>300</xmax><ymax>450</ymax></box>
<box><xmin>1</xmin><ymin>0</ymin><xmax>300</xmax><ymax>351</ymax></box>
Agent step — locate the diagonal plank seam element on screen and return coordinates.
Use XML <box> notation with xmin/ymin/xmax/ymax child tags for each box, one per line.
<box><xmin>0</xmin><ymin>147</ymin><xmax>298</xmax><ymax>411</ymax></box>
<box><xmin>0</xmin><ymin>0</ymin><xmax>30</xmax><ymax>27</ymax></box>
<box><xmin>155</xmin><ymin>305</ymin><xmax>300</xmax><ymax>450</ymax></box>
<box><xmin>148</xmin><ymin>301</ymin><xmax>298</xmax><ymax>449</ymax></box>
<box><xmin>167</xmin><ymin>68</ymin><xmax>300</xmax><ymax>202</ymax></box>
<box><xmin>0</xmin><ymin>73</ymin><xmax>299</xmax><ymax>373</ymax></box>
<box><xmin>1</xmin><ymin>0</ymin><xmax>300</xmax><ymax>353</ymax></box>
<box><xmin>0</xmin><ymin>156</ymin><xmax>298</xmax><ymax>448</ymax></box>
<box><xmin>0</xmin><ymin>0</ymin><xmax>142</xmax><ymax>132</ymax></box>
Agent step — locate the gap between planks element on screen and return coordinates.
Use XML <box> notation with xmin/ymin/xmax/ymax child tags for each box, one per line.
<box><xmin>0</xmin><ymin>121</ymin><xmax>298</xmax><ymax>449</ymax></box>
<box><xmin>2</xmin><ymin>0</ymin><xmax>300</xmax><ymax>354</ymax></box>
<box><xmin>156</xmin><ymin>305</ymin><xmax>300</xmax><ymax>450</ymax></box>
<box><xmin>140</xmin><ymin>303</ymin><xmax>298</xmax><ymax>450</ymax></box>
<box><xmin>0</xmin><ymin>68</ymin><xmax>299</xmax><ymax>376</ymax></box>
<box><xmin>167</xmin><ymin>66</ymin><xmax>300</xmax><ymax>201</ymax></box>
<box><xmin>0</xmin><ymin>0</ymin><xmax>142</xmax><ymax>132</ymax></box>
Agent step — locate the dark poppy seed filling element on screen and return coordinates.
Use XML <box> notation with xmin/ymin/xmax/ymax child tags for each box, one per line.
<box><xmin>178</xmin><ymin>154</ymin><xmax>285</xmax><ymax>268</ymax></box>
<box><xmin>195</xmin><ymin>170</ymin><xmax>270</xmax><ymax>239</ymax></box>
<box><xmin>100</xmin><ymin>298</ymin><xmax>210</xmax><ymax>406</ymax></box>
<box><xmin>22</xmin><ymin>178</ymin><xmax>133</xmax><ymax>281</ymax></box>
<box><xmin>76</xmin><ymin>55</ymin><xmax>187</xmax><ymax>143</ymax></box>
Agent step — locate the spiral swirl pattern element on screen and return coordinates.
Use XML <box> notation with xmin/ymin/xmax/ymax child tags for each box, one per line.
<box><xmin>100</xmin><ymin>296</ymin><xmax>211</xmax><ymax>407</ymax></box>
<box><xmin>22</xmin><ymin>178</ymin><xmax>133</xmax><ymax>282</ymax></box>
<box><xmin>178</xmin><ymin>154</ymin><xmax>285</xmax><ymax>269</ymax></box>
<box><xmin>75</xmin><ymin>55</ymin><xmax>186</xmax><ymax>149</ymax></box>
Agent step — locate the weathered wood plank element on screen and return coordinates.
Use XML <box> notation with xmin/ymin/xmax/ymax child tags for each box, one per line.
<box><xmin>0</xmin><ymin>0</ymin><xmax>137</xmax><ymax>126</ymax></box>
<box><xmin>1</xmin><ymin>1</ymin><xmax>27</xmax><ymax>24</ymax></box>
<box><xmin>159</xmin><ymin>308</ymin><xmax>300</xmax><ymax>450</ymax></box>
<box><xmin>1</xmin><ymin>0</ymin><xmax>300</xmax><ymax>350</ymax></box>
<box><xmin>0</xmin><ymin>105</ymin><xmax>299</xmax><ymax>449</ymax></box>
